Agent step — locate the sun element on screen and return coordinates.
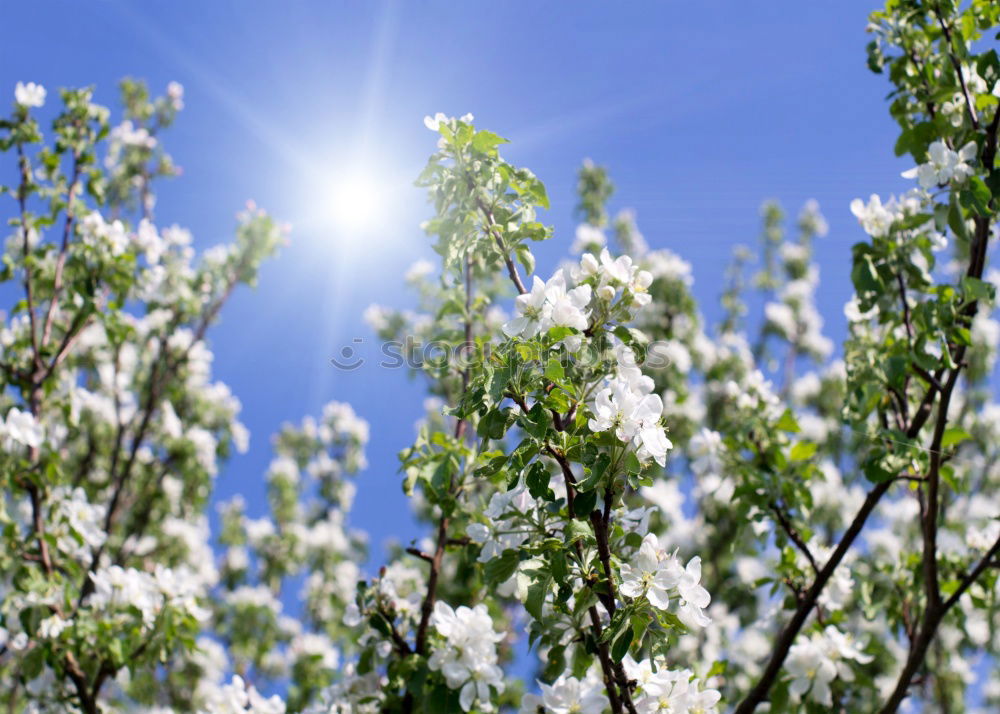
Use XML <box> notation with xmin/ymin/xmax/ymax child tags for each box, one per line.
<box><xmin>325</xmin><ymin>173</ymin><xmax>381</xmax><ymax>234</ymax></box>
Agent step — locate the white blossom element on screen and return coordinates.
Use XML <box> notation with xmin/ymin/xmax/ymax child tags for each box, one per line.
<box><xmin>786</xmin><ymin>626</ymin><xmax>872</xmax><ymax>707</ymax></box>
<box><xmin>429</xmin><ymin>601</ymin><xmax>505</xmax><ymax>711</ymax></box>
<box><xmin>901</xmin><ymin>140</ymin><xmax>977</xmax><ymax>188</ymax></box>
<box><xmin>502</xmin><ymin>270</ymin><xmax>591</xmax><ymax>346</ymax></box>
<box><xmin>620</xmin><ymin>533</ymin><xmax>680</xmax><ymax>609</ymax></box>
<box><xmin>198</xmin><ymin>675</ymin><xmax>285</xmax><ymax>714</ymax></box>
<box><xmin>14</xmin><ymin>81</ymin><xmax>45</xmax><ymax>108</ymax></box>
<box><xmin>2</xmin><ymin>407</ymin><xmax>44</xmax><ymax>449</ymax></box>
<box><xmin>537</xmin><ymin>674</ymin><xmax>606</xmax><ymax>714</ymax></box>
<box><xmin>850</xmin><ymin>194</ymin><xmax>896</xmax><ymax>238</ymax></box>
<box><xmin>588</xmin><ymin>375</ymin><xmax>671</xmax><ymax>467</ymax></box>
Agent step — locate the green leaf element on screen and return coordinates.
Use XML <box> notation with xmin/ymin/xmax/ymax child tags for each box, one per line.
<box><xmin>486</xmin><ymin>363</ymin><xmax>513</xmax><ymax>406</ymax></box>
<box><xmin>863</xmin><ymin>453</ymin><xmax>894</xmax><ymax>483</ymax></box>
<box><xmin>526</xmin><ymin>461</ymin><xmax>554</xmax><ymax>500</ymax></box>
<box><xmin>545</xmin><ymin>357</ymin><xmax>566</xmax><ymax>382</ymax></box>
<box><xmin>565</xmin><ymin>520</ymin><xmax>592</xmax><ymax>544</ymax></box>
<box><xmin>21</xmin><ymin>647</ymin><xmax>44</xmax><ymax>680</ymax></box>
<box><xmin>775</xmin><ymin>409</ymin><xmax>800</xmax><ymax>433</ymax></box>
<box><xmin>866</xmin><ymin>39</ymin><xmax>884</xmax><ymax>73</ymax></box>
<box><xmin>542</xmin><ymin>645</ymin><xmax>566</xmax><ymax>680</ymax></box>
<box><xmin>547</xmin><ymin>326</ymin><xmax>576</xmax><ymax>342</ymax></box>
<box><xmin>962</xmin><ymin>176</ymin><xmax>992</xmax><ymax>217</ymax></box>
<box><xmin>424</xmin><ymin>684</ymin><xmax>461</xmax><ymax>714</ymax></box>
<box><xmin>484</xmin><ymin>549</ymin><xmax>519</xmax><ymax>584</ymax></box>
<box><xmin>509</xmin><ymin>439</ymin><xmax>540</xmax><ymax>472</ymax></box>
<box><xmin>851</xmin><ymin>252</ymin><xmax>881</xmax><ymax>294</ymax></box>
<box><xmin>471</xmin><ymin>130</ymin><xmax>509</xmax><ymax>154</ymax></box>
<box><xmin>707</xmin><ymin>660</ymin><xmax>728</xmax><ymax>678</ymax></box>
<box><xmin>610</xmin><ymin>627</ymin><xmax>634</xmax><ymax>662</ymax></box>
<box><xmin>948</xmin><ymin>194</ymin><xmax>971</xmax><ymax>243</ymax></box>
<box><xmin>521</xmin><ymin>403</ymin><xmax>550</xmax><ymax>440</ymax></box>
<box><xmin>940</xmin><ymin>463</ymin><xmax>961</xmax><ymax>492</ymax></box>
<box><xmin>525</xmin><ymin>576</ymin><xmax>551</xmax><ymax>620</ymax></box>
<box><xmin>527</xmin><ymin>177</ymin><xmax>550</xmax><ymax>210</ymax></box>
<box><xmin>477</xmin><ymin>407</ymin><xmax>515</xmax><ymax>440</ymax></box>
<box><xmin>789</xmin><ymin>441</ymin><xmax>818</xmax><ymax>462</ymax></box>
<box><xmin>613</xmin><ymin>325</ymin><xmax>651</xmax><ymax>361</ymax></box>
<box><xmin>550</xmin><ymin>550</ymin><xmax>568</xmax><ymax>580</ymax></box>
<box><xmin>515</xmin><ymin>243</ymin><xmax>536</xmax><ymax>275</ymax></box>
<box><xmin>576</xmin><ymin>453</ymin><xmax>610</xmax><ymax>492</ymax></box>
<box><xmin>962</xmin><ymin>276</ymin><xmax>995</xmax><ymax>303</ymax></box>
<box><xmin>600</xmin><ymin>609</ymin><xmax>629</xmax><ymax>644</ymax></box>
<box><xmin>572</xmin><ymin>488</ymin><xmax>598</xmax><ymax>519</ymax></box>
<box><xmin>941</xmin><ymin>426</ymin><xmax>970</xmax><ymax>449</ymax></box>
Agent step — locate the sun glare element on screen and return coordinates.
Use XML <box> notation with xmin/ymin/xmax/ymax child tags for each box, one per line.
<box><xmin>326</xmin><ymin>173</ymin><xmax>381</xmax><ymax>234</ymax></box>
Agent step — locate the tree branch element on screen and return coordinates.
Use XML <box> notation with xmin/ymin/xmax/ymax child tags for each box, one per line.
<box><xmin>933</xmin><ymin>6</ymin><xmax>980</xmax><ymax>130</ymax></box>
<box><xmin>768</xmin><ymin>501</ymin><xmax>819</xmax><ymax>575</ymax></box>
<box><xmin>474</xmin><ymin>196</ymin><xmax>527</xmax><ymax>295</ymax></box>
<box><xmin>733</xmin><ymin>479</ymin><xmax>894</xmax><ymax>714</ymax></box>
<box><xmin>40</xmin><ymin>149</ymin><xmax>83</xmax><ymax>349</ymax></box>
<box><xmin>878</xmin><ymin>532</ymin><xmax>1000</xmax><ymax>713</ymax></box>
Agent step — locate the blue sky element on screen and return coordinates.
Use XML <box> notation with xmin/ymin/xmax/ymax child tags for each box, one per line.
<box><xmin>2</xmin><ymin>1</ymin><xmax>911</xmax><ymax>564</ymax></box>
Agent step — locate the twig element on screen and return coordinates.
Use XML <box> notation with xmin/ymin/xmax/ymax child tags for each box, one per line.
<box><xmin>879</xmin><ymin>533</ymin><xmax>1000</xmax><ymax>713</ymax></box>
<box><xmin>40</xmin><ymin>149</ymin><xmax>83</xmax><ymax>349</ymax></box>
<box><xmin>405</xmin><ymin>547</ymin><xmax>433</xmax><ymax>563</ymax></box>
<box><xmin>16</xmin><ymin>145</ymin><xmax>41</xmax><ymax>372</ymax></box>
<box><xmin>474</xmin><ymin>196</ymin><xmax>527</xmax><ymax>295</ymax></box>
<box><xmin>933</xmin><ymin>6</ymin><xmax>980</xmax><ymax>130</ymax></box>
<box><xmin>768</xmin><ymin>501</ymin><xmax>819</xmax><ymax>575</ymax></box>
<box><xmin>733</xmin><ymin>479</ymin><xmax>894</xmax><ymax>714</ymax></box>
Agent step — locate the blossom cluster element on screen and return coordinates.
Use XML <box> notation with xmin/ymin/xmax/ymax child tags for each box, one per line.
<box><xmin>429</xmin><ymin>601</ymin><xmax>506</xmax><ymax>711</ymax></box>
<box><xmin>588</xmin><ymin>351</ymin><xmax>672</xmax><ymax>467</ymax></box>
<box><xmin>619</xmin><ymin>534</ymin><xmax>711</xmax><ymax>628</ymax></box>
<box><xmin>786</xmin><ymin>626</ymin><xmax>873</xmax><ymax>707</ymax></box>
<box><xmin>87</xmin><ymin>564</ymin><xmax>210</xmax><ymax>628</ymax></box>
<box><xmin>901</xmin><ymin>139</ymin><xmax>977</xmax><ymax>189</ymax></box>
<box><xmin>521</xmin><ymin>661</ymin><xmax>721</xmax><ymax>714</ymax></box>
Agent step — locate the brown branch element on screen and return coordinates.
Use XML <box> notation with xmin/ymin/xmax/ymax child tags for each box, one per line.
<box><xmin>474</xmin><ymin>196</ymin><xmax>527</xmax><ymax>295</ymax></box>
<box><xmin>879</xmin><ymin>533</ymin><xmax>1000</xmax><ymax>713</ymax></box>
<box><xmin>111</xmin><ymin>456</ymin><xmax>177</xmax><ymax>565</ymax></box>
<box><xmin>15</xmin><ymin>144</ymin><xmax>42</xmax><ymax>372</ymax></box>
<box><xmin>38</xmin><ymin>311</ymin><xmax>94</xmax><ymax>385</ymax></box>
<box><xmin>587</xmin><ymin>605</ymin><xmax>625</xmax><ymax>714</ymax></box>
<box><xmin>543</xmin><ymin>441</ymin><xmax>636</xmax><ymax>714</ymax></box>
<box><xmin>907</xmin><ymin>49</ymin><xmax>938</xmax><ymax>120</ymax></box>
<box><xmin>733</xmin><ymin>479</ymin><xmax>894</xmax><ymax>714</ymax></box>
<box><xmin>455</xmin><ymin>254</ymin><xmax>473</xmax><ymax>440</ymax></box>
<box><xmin>375</xmin><ymin>601</ymin><xmax>414</xmax><ymax>657</ymax></box>
<box><xmin>25</xmin><ymin>482</ymin><xmax>53</xmax><ymax>575</ymax></box>
<box><xmin>411</xmin><ymin>251</ymin><xmax>475</xmax><ymax>663</ymax></box>
<box><xmin>944</xmin><ymin>533</ymin><xmax>1000</xmax><ymax>611</ymax></box>
<box><xmin>912</xmin><ymin>365</ymin><xmax>942</xmax><ymax>392</ymax></box>
<box><xmin>933</xmin><ymin>6</ymin><xmax>979</xmax><ymax>130</ymax></box>
<box><xmin>768</xmin><ymin>501</ymin><xmax>819</xmax><ymax>575</ymax></box>
<box><xmin>405</xmin><ymin>547</ymin><xmax>433</xmax><ymax>563</ymax></box>
<box><xmin>920</xmin><ymin>368</ymin><xmax>962</xmax><ymax>616</ymax></box>
<box><xmin>64</xmin><ymin>652</ymin><xmax>97</xmax><ymax>714</ymax></box>
<box><xmin>895</xmin><ymin>269</ymin><xmax>915</xmax><ymax>428</ymax></box>
<box><xmin>877</xmin><ymin>105</ymin><xmax>999</xmax><ymax>711</ymax></box>
<box><xmin>413</xmin><ymin>516</ymin><xmax>448</xmax><ymax>655</ymax></box>
<box><xmin>83</xmin><ymin>267</ymin><xmax>246</xmax><ymax>605</ymax></box>
<box><xmin>109</xmin><ymin>273</ymin><xmax>239</xmax><ymax>526</ymax></box>
<box><xmin>41</xmin><ymin>150</ymin><xmax>83</xmax><ymax>349</ymax></box>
